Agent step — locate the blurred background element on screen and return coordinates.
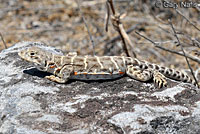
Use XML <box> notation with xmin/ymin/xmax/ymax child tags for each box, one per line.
<box><xmin>0</xmin><ymin>0</ymin><xmax>199</xmax><ymax>77</ymax></box>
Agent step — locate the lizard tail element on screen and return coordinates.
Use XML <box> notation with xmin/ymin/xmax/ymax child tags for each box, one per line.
<box><xmin>143</xmin><ymin>62</ymin><xmax>197</xmax><ymax>86</ymax></box>
<box><xmin>159</xmin><ymin>68</ymin><xmax>198</xmax><ymax>87</ymax></box>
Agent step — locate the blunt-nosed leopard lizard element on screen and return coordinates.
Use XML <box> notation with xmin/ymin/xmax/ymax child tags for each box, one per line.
<box><xmin>18</xmin><ymin>46</ymin><xmax>198</xmax><ymax>88</ymax></box>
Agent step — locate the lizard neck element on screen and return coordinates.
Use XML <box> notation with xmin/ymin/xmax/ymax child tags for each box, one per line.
<box><xmin>45</xmin><ymin>55</ymin><xmax>72</xmax><ymax>74</ymax></box>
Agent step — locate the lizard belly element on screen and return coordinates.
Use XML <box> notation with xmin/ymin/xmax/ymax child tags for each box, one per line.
<box><xmin>70</xmin><ymin>72</ymin><xmax>124</xmax><ymax>80</ymax></box>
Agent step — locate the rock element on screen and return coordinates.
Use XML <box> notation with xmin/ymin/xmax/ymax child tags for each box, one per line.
<box><xmin>0</xmin><ymin>41</ymin><xmax>199</xmax><ymax>134</ymax></box>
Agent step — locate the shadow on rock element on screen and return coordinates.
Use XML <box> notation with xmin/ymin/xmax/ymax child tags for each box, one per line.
<box><xmin>23</xmin><ymin>68</ymin><xmax>51</xmax><ymax>78</ymax></box>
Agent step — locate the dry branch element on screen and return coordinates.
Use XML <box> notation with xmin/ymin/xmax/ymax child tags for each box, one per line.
<box><xmin>0</xmin><ymin>32</ymin><xmax>7</xmax><ymax>49</ymax></box>
<box><xmin>168</xmin><ymin>19</ymin><xmax>199</xmax><ymax>88</ymax></box>
<box><xmin>176</xmin><ymin>9</ymin><xmax>200</xmax><ymax>32</ymax></box>
<box><xmin>135</xmin><ymin>31</ymin><xmax>200</xmax><ymax>64</ymax></box>
<box><xmin>106</xmin><ymin>0</ymin><xmax>136</xmax><ymax>58</ymax></box>
<box><xmin>106</xmin><ymin>23</ymin><xmax>141</xmax><ymax>45</ymax></box>
<box><xmin>104</xmin><ymin>1</ymin><xmax>110</xmax><ymax>32</ymax></box>
<box><xmin>75</xmin><ymin>0</ymin><xmax>96</xmax><ymax>56</ymax></box>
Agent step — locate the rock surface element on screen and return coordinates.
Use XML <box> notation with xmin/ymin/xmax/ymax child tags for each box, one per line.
<box><xmin>0</xmin><ymin>42</ymin><xmax>199</xmax><ymax>134</ymax></box>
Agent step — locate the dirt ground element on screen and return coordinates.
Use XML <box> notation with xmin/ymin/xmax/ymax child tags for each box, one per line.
<box><xmin>0</xmin><ymin>0</ymin><xmax>199</xmax><ymax>76</ymax></box>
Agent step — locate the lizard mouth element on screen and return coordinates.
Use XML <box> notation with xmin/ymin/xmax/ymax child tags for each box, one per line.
<box><xmin>18</xmin><ymin>50</ymin><xmax>26</xmax><ymax>60</ymax></box>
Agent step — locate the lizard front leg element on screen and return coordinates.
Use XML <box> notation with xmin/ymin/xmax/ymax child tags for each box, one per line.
<box><xmin>66</xmin><ymin>52</ymin><xmax>77</xmax><ymax>57</ymax></box>
<box><xmin>45</xmin><ymin>65</ymin><xmax>73</xmax><ymax>83</ymax></box>
<box><xmin>45</xmin><ymin>75</ymin><xmax>67</xmax><ymax>83</ymax></box>
<box><xmin>126</xmin><ymin>65</ymin><xmax>167</xmax><ymax>88</ymax></box>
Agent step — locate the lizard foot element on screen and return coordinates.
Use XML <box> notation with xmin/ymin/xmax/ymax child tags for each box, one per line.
<box><xmin>153</xmin><ymin>70</ymin><xmax>167</xmax><ymax>88</ymax></box>
<box><xmin>45</xmin><ymin>75</ymin><xmax>67</xmax><ymax>83</ymax></box>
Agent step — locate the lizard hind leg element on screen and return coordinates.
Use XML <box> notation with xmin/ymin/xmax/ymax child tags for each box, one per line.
<box><xmin>126</xmin><ymin>65</ymin><xmax>153</xmax><ymax>82</ymax></box>
<box><xmin>153</xmin><ymin>70</ymin><xmax>168</xmax><ymax>88</ymax></box>
<box><xmin>126</xmin><ymin>65</ymin><xmax>167</xmax><ymax>88</ymax></box>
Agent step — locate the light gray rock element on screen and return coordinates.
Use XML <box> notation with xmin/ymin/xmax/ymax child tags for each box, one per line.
<box><xmin>0</xmin><ymin>41</ymin><xmax>200</xmax><ymax>134</ymax></box>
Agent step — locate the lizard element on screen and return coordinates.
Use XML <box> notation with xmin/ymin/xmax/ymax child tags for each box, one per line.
<box><xmin>18</xmin><ymin>46</ymin><xmax>198</xmax><ymax>88</ymax></box>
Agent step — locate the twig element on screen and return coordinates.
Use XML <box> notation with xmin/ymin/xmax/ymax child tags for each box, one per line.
<box><xmin>0</xmin><ymin>32</ymin><xmax>7</xmax><ymax>49</ymax></box>
<box><xmin>180</xmin><ymin>33</ymin><xmax>200</xmax><ymax>48</ymax></box>
<box><xmin>159</xmin><ymin>25</ymin><xmax>200</xmax><ymax>48</ymax></box>
<box><xmin>135</xmin><ymin>31</ymin><xmax>200</xmax><ymax>64</ymax></box>
<box><xmin>118</xmin><ymin>22</ymin><xmax>136</xmax><ymax>56</ymax></box>
<box><xmin>168</xmin><ymin>19</ymin><xmax>199</xmax><ymax>88</ymax></box>
<box><xmin>106</xmin><ymin>0</ymin><xmax>136</xmax><ymax>57</ymax></box>
<box><xmin>111</xmin><ymin>13</ymin><xmax>131</xmax><ymax>57</ymax></box>
<box><xmin>105</xmin><ymin>1</ymin><xmax>110</xmax><ymax>32</ymax></box>
<box><xmin>108</xmin><ymin>0</ymin><xmax>115</xmax><ymax>14</ymax></box>
<box><xmin>103</xmin><ymin>24</ymin><xmax>140</xmax><ymax>55</ymax></box>
<box><xmin>106</xmin><ymin>23</ymin><xmax>141</xmax><ymax>45</ymax></box>
<box><xmin>75</xmin><ymin>0</ymin><xmax>96</xmax><ymax>56</ymax></box>
<box><xmin>195</xmin><ymin>68</ymin><xmax>200</xmax><ymax>79</ymax></box>
<box><xmin>176</xmin><ymin>9</ymin><xmax>200</xmax><ymax>32</ymax></box>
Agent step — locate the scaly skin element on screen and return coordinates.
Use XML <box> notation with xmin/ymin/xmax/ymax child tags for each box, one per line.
<box><xmin>18</xmin><ymin>46</ymin><xmax>198</xmax><ymax>88</ymax></box>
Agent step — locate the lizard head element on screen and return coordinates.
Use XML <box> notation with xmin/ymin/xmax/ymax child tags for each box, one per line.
<box><xmin>18</xmin><ymin>47</ymin><xmax>48</xmax><ymax>71</ymax></box>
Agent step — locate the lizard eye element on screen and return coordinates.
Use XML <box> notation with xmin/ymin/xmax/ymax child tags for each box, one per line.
<box><xmin>30</xmin><ymin>52</ymin><xmax>35</xmax><ymax>56</ymax></box>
